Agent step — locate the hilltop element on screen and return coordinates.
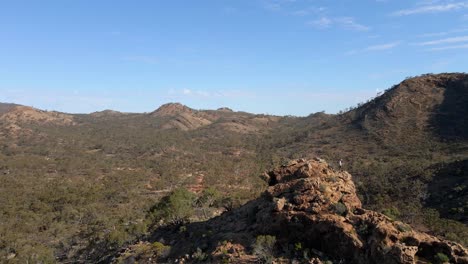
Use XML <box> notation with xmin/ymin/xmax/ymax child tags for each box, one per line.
<box><xmin>148</xmin><ymin>102</ymin><xmax>282</xmax><ymax>133</ymax></box>
<box><xmin>0</xmin><ymin>103</ymin><xmax>20</xmax><ymax>115</ymax></box>
<box><xmin>348</xmin><ymin>73</ymin><xmax>468</xmax><ymax>143</ymax></box>
<box><xmin>0</xmin><ymin>105</ymin><xmax>75</xmax><ymax>139</ymax></box>
<box><xmin>0</xmin><ymin>106</ymin><xmax>74</xmax><ymax>125</ymax></box>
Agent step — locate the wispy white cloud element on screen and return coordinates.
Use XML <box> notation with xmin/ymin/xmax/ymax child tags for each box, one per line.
<box><xmin>308</xmin><ymin>16</ymin><xmax>370</xmax><ymax>31</ymax></box>
<box><xmin>308</xmin><ymin>17</ymin><xmax>332</xmax><ymax>28</ymax></box>
<box><xmin>366</xmin><ymin>41</ymin><xmax>402</xmax><ymax>51</ymax></box>
<box><xmin>415</xmin><ymin>35</ymin><xmax>468</xmax><ymax>45</ymax></box>
<box><xmin>261</xmin><ymin>1</ymin><xmax>367</xmax><ymax>32</ymax></box>
<box><xmin>167</xmin><ymin>89</ymin><xmax>256</xmax><ymax>99</ymax></box>
<box><xmin>417</xmin><ymin>27</ymin><xmax>468</xmax><ymax>38</ymax></box>
<box><xmin>392</xmin><ymin>2</ymin><xmax>468</xmax><ymax>16</ymax></box>
<box><xmin>346</xmin><ymin>41</ymin><xmax>402</xmax><ymax>55</ymax></box>
<box><xmin>426</xmin><ymin>43</ymin><xmax>468</xmax><ymax>50</ymax></box>
<box><xmin>261</xmin><ymin>0</ymin><xmax>296</xmax><ymax>11</ymax></box>
<box><xmin>428</xmin><ymin>59</ymin><xmax>452</xmax><ymax>70</ymax></box>
<box><xmin>335</xmin><ymin>17</ymin><xmax>370</xmax><ymax>31</ymax></box>
<box><xmin>291</xmin><ymin>7</ymin><xmax>327</xmax><ymax>16</ymax></box>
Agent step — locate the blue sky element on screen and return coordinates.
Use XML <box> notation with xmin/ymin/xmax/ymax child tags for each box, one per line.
<box><xmin>1</xmin><ymin>0</ymin><xmax>467</xmax><ymax>116</ymax></box>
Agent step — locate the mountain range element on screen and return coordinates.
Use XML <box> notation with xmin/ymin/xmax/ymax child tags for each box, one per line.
<box><xmin>0</xmin><ymin>73</ymin><xmax>467</xmax><ymax>263</ymax></box>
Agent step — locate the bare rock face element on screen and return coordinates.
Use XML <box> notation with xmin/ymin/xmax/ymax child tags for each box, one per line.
<box><xmin>258</xmin><ymin>159</ymin><xmax>468</xmax><ymax>264</ymax></box>
<box><xmin>0</xmin><ymin>106</ymin><xmax>75</xmax><ymax>138</ymax></box>
<box><xmin>0</xmin><ymin>106</ymin><xmax>75</xmax><ymax>125</ymax></box>
<box><xmin>151</xmin><ymin>103</ymin><xmax>195</xmax><ymax>117</ymax></box>
<box><xmin>115</xmin><ymin>159</ymin><xmax>468</xmax><ymax>264</ymax></box>
<box><xmin>149</xmin><ymin>103</ymin><xmax>281</xmax><ymax>133</ymax></box>
<box><xmin>90</xmin><ymin>109</ymin><xmax>125</xmax><ymax>117</ymax></box>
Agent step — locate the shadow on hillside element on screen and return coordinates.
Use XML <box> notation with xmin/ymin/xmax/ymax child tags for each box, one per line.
<box><xmin>148</xmin><ymin>199</ymin><xmax>260</xmax><ymax>261</ymax></box>
<box><xmin>426</xmin><ymin>159</ymin><xmax>468</xmax><ymax>224</ymax></box>
<box><xmin>430</xmin><ymin>76</ymin><xmax>468</xmax><ymax>140</ymax></box>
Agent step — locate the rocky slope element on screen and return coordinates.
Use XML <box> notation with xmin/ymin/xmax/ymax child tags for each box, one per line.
<box><xmin>149</xmin><ymin>102</ymin><xmax>281</xmax><ymax>133</ymax></box>
<box><xmin>113</xmin><ymin>159</ymin><xmax>468</xmax><ymax>264</ymax></box>
<box><xmin>0</xmin><ymin>105</ymin><xmax>75</xmax><ymax>125</ymax></box>
<box><xmin>426</xmin><ymin>159</ymin><xmax>468</xmax><ymax>224</ymax></box>
<box><xmin>348</xmin><ymin>73</ymin><xmax>468</xmax><ymax>143</ymax></box>
<box><xmin>0</xmin><ymin>105</ymin><xmax>75</xmax><ymax>138</ymax></box>
<box><xmin>90</xmin><ymin>110</ymin><xmax>127</xmax><ymax>118</ymax></box>
<box><xmin>0</xmin><ymin>103</ymin><xmax>19</xmax><ymax>115</ymax></box>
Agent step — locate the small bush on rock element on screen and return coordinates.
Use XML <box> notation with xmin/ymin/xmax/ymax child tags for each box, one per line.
<box><xmin>253</xmin><ymin>235</ymin><xmax>276</xmax><ymax>263</ymax></box>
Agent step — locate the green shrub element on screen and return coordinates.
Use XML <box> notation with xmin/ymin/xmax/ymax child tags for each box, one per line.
<box><xmin>179</xmin><ymin>225</ymin><xmax>187</xmax><ymax>233</ymax></box>
<box><xmin>434</xmin><ymin>252</ymin><xmax>449</xmax><ymax>264</ymax></box>
<box><xmin>382</xmin><ymin>207</ymin><xmax>401</xmax><ymax>220</ymax></box>
<box><xmin>294</xmin><ymin>242</ymin><xmax>302</xmax><ymax>251</ymax></box>
<box><xmin>107</xmin><ymin>229</ymin><xmax>128</xmax><ymax>247</ymax></box>
<box><xmin>333</xmin><ymin>202</ymin><xmax>347</xmax><ymax>216</ymax></box>
<box><xmin>197</xmin><ymin>186</ymin><xmax>220</xmax><ymax>207</ymax></box>
<box><xmin>192</xmin><ymin>247</ymin><xmax>208</xmax><ymax>262</ymax></box>
<box><xmin>356</xmin><ymin>223</ymin><xmax>370</xmax><ymax>236</ymax></box>
<box><xmin>396</xmin><ymin>223</ymin><xmax>412</xmax><ymax>233</ymax></box>
<box><xmin>253</xmin><ymin>235</ymin><xmax>276</xmax><ymax>263</ymax></box>
<box><xmin>152</xmin><ymin>241</ymin><xmax>171</xmax><ymax>258</ymax></box>
<box><xmin>149</xmin><ymin>188</ymin><xmax>196</xmax><ymax>225</ymax></box>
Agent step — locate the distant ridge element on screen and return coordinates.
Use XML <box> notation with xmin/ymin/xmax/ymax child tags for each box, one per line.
<box><xmin>90</xmin><ymin>109</ymin><xmax>125</xmax><ymax>118</ymax></box>
<box><xmin>2</xmin><ymin>73</ymin><xmax>468</xmax><ymax>263</ymax></box>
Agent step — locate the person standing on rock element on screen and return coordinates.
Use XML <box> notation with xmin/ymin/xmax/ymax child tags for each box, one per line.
<box><xmin>339</xmin><ymin>159</ymin><xmax>343</xmax><ymax>171</ymax></box>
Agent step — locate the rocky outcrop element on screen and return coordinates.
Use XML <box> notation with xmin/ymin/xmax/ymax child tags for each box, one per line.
<box><xmin>0</xmin><ymin>106</ymin><xmax>75</xmax><ymax>125</ymax></box>
<box><xmin>259</xmin><ymin>159</ymin><xmax>468</xmax><ymax>264</ymax></box>
<box><xmin>90</xmin><ymin>110</ymin><xmax>126</xmax><ymax>118</ymax></box>
<box><xmin>151</xmin><ymin>103</ymin><xmax>195</xmax><ymax>117</ymax></box>
<box><xmin>114</xmin><ymin>159</ymin><xmax>468</xmax><ymax>264</ymax></box>
<box><xmin>149</xmin><ymin>103</ymin><xmax>281</xmax><ymax>133</ymax></box>
<box><xmin>149</xmin><ymin>103</ymin><xmax>215</xmax><ymax>131</ymax></box>
<box><xmin>0</xmin><ymin>106</ymin><xmax>75</xmax><ymax>138</ymax></box>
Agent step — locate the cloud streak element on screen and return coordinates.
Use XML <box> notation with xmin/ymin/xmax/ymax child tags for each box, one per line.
<box><xmin>366</xmin><ymin>41</ymin><xmax>402</xmax><ymax>51</ymax></box>
<box><xmin>417</xmin><ymin>27</ymin><xmax>468</xmax><ymax>38</ymax></box>
<box><xmin>392</xmin><ymin>2</ymin><xmax>468</xmax><ymax>16</ymax></box>
<box><xmin>308</xmin><ymin>17</ymin><xmax>332</xmax><ymax>28</ymax></box>
<box><xmin>167</xmin><ymin>89</ymin><xmax>256</xmax><ymax>99</ymax></box>
<box><xmin>427</xmin><ymin>43</ymin><xmax>468</xmax><ymax>50</ymax></box>
<box><xmin>347</xmin><ymin>41</ymin><xmax>401</xmax><ymax>55</ymax></box>
<box><xmin>415</xmin><ymin>35</ymin><xmax>468</xmax><ymax>45</ymax></box>
<box><xmin>291</xmin><ymin>7</ymin><xmax>327</xmax><ymax>16</ymax></box>
<box><xmin>261</xmin><ymin>0</ymin><xmax>297</xmax><ymax>11</ymax></box>
<box><xmin>308</xmin><ymin>16</ymin><xmax>370</xmax><ymax>31</ymax></box>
